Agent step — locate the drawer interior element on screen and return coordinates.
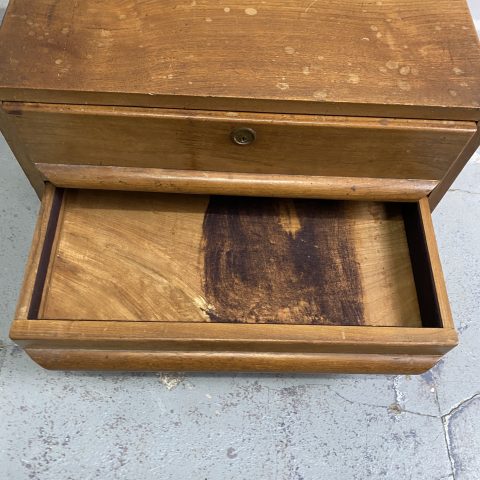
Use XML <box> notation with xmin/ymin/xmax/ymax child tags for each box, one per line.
<box><xmin>27</xmin><ymin>188</ymin><xmax>443</xmax><ymax>329</ymax></box>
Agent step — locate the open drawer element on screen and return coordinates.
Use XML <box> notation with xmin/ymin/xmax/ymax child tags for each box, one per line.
<box><xmin>10</xmin><ymin>184</ymin><xmax>457</xmax><ymax>373</ymax></box>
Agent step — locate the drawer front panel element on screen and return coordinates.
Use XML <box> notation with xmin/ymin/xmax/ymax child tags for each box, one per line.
<box><xmin>2</xmin><ymin>102</ymin><xmax>476</xmax><ymax>182</ymax></box>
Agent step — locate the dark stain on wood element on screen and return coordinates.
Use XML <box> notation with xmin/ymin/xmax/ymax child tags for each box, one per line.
<box><xmin>202</xmin><ymin>196</ymin><xmax>364</xmax><ymax>325</ymax></box>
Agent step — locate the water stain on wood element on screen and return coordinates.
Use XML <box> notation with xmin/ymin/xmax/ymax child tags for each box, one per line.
<box><xmin>202</xmin><ymin>196</ymin><xmax>364</xmax><ymax>325</ymax></box>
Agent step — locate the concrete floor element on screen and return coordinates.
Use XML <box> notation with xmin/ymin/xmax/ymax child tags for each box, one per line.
<box><xmin>1</xmin><ymin>2</ymin><xmax>480</xmax><ymax>479</ymax></box>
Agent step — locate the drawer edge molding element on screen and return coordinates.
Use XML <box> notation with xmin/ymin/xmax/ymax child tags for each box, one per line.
<box><xmin>10</xmin><ymin>320</ymin><xmax>458</xmax><ymax>356</ymax></box>
<box><xmin>36</xmin><ymin>164</ymin><xmax>439</xmax><ymax>202</ymax></box>
<box><xmin>24</xmin><ymin>348</ymin><xmax>441</xmax><ymax>374</ymax></box>
<box><xmin>1</xmin><ymin>91</ymin><xmax>480</xmax><ymax>123</ymax></box>
<box><xmin>3</xmin><ymin>102</ymin><xmax>477</xmax><ymax>132</ymax></box>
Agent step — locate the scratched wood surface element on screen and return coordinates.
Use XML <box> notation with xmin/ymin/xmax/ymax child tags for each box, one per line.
<box><xmin>38</xmin><ymin>190</ymin><xmax>421</xmax><ymax>327</ymax></box>
<box><xmin>0</xmin><ymin>0</ymin><xmax>479</xmax><ymax>120</ymax></box>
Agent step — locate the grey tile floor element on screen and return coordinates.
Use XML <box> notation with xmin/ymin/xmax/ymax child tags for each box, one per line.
<box><xmin>1</xmin><ymin>1</ymin><xmax>479</xmax><ymax>479</ymax></box>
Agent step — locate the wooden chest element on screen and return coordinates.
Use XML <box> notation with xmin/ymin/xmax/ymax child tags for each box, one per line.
<box><xmin>1</xmin><ymin>0</ymin><xmax>479</xmax><ymax>373</ymax></box>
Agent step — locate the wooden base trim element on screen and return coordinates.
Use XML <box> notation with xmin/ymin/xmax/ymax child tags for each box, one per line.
<box><xmin>25</xmin><ymin>348</ymin><xmax>440</xmax><ymax>374</ymax></box>
<box><xmin>36</xmin><ymin>163</ymin><xmax>438</xmax><ymax>202</ymax></box>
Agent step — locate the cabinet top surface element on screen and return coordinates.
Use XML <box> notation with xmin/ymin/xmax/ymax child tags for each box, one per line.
<box><xmin>0</xmin><ymin>0</ymin><xmax>479</xmax><ymax>118</ymax></box>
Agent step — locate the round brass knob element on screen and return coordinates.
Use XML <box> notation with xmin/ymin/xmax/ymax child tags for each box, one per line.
<box><xmin>231</xmin><ymin>127</ymin><xmax>256</xmax><ymax>146</ymax></box>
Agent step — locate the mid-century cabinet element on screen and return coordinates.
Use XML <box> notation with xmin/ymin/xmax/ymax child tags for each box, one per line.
<box><xmin>0</xmin><ymin>0</ymin><xmax>479</xmax><ymax>373</ymax></box>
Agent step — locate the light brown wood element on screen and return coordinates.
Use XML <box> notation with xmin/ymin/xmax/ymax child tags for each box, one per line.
<box><xmin>429</xmin><ymin>124</ymin><xmax>480</xmax><ymax>209</ymax></box>
<box><xmin>36</xmin><ymin>189</ymin><xmax>420</xmax><ymax>327</ymax></box>
<box><xmin>37</xmin><ymin>163</ymin><xmax>439</xmax><ymax>202</ymax></box>
<box><xmin>348</xmin><ymin>202</ymin><xmax>419</xmax><ymax>326</ymax></box>
<box><xmin>41</xmin><ymin>190</ymin><xmax>210</xmax><ymax>323</ymax></box>
<box><xmin>2</xmin><ymin>102</ymin><xmax>475</xmax><ymax>184</ymax></box>
<box><xmin>25</xmin><ymin>348</ymin><xmax>441</xmax><ymax>374</ymax></box>
<box><xmin>0</xmin><ymin>0</ymin><xmax>479</xmax><ymax>121</ymax></box>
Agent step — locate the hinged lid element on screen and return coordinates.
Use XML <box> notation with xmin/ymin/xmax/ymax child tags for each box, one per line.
<box><xmin>0</xmin><ymin>0</ymin><xmax>479</xmax><ymax>120</ymax></box>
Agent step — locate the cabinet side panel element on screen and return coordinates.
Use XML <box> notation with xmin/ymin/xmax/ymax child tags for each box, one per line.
<box><xmin>0</xmin><ymin>102</ymin><xmax>44</xmax><ymax>196</ymax></box>
<box><xmin>429</xmin><ymin>124</ymin><xmax>480</xmax><ymax>209</ymax></box>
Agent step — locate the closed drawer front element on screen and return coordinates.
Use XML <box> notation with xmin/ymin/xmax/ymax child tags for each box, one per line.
<box><xmin>11</xmin><ymin>185</ymin><xmax>457</xmax><ymax>373</ymax></box>
<box><xmin>2</xmin><ymin>102</ymin><xmax>476</xmax><ymax>185</ymax></box>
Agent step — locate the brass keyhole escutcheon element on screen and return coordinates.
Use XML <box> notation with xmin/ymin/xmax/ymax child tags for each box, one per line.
<box><xmin>231</xmin><ymin>127</ymin><xmax>256</xmax><ymax>146</ymax></box>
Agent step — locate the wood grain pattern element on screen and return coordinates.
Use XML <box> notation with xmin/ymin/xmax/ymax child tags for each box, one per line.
<box><xmin>202</xmin><ymin>197</ymin><xmax>365</xmax><ymax>325</ymax></box>
<box><xmin>36</xmin><ymin>163</ymin><xmax>439</xmax><ymax>202</ymax></box>
<box><xmin>40</xmin><ymin>190</ymin><xmax>211</xmax><ymax>322</ymax></box>
<box><xmin>2</xmin><ymin>103</ymin><xmax>475</xmax><ymax>182</ymax></box>
<box><xmin>36</xmin><ymin>189</ymin><xmax>421</xmax><ymax>327</ymax></box>
<box><xmin>0</xmin><ymin>0</ymin><xmax>479</xmax><ymax>120</ymax></box>
<box><xmin>347</xmin><ymin>202</ymin><xmax>422</xmax><ymax>327</ymax></box>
